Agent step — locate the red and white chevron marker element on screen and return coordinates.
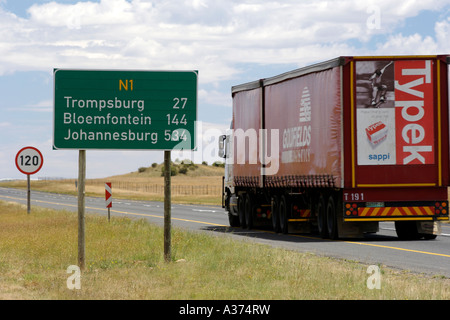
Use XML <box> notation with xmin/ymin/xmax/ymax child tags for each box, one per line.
<box><xmin>105</xmin><ymin>182</ymin><xmax>112</xmax><ymax>208</ymax></box>
<box><xmin>105</xmin><ymin>182</ymin><xmax>112</xmax><ymax>222</ymax></box>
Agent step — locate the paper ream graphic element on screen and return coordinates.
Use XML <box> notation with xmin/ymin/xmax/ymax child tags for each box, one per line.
<box><xmin>365</xmin><ymin>121</ymin><xmax>387</xmax><ymax>147</ymax></box>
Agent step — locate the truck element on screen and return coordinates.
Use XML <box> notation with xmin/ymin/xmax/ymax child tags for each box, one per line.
<box><xmin>218</xmin><ymin>55</ymin><xmax>450</xmax><ymax>240</ymax></box>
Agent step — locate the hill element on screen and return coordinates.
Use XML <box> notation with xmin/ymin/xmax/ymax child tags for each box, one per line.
<box><xmin>110</xmin><ymin>161</ymin><xmax>224</xmax><ymax>179</ymax></box>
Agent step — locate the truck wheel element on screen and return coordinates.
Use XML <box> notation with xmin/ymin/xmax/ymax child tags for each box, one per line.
<box><xmin>279</xmin><ymin>195</ymin><xmax>289</xmax><ymax>234</ymax></box>
<box><xmin>228</xmin><ymin>212</ymin><xmax>240</xmax><ymax>227</ymax></box>
<box><xmin>244</xmin><ymin>193</ymin><xmax>253</xmax><ymax>229</ymax></box>
<box><xmin>326</xmin><ymin>195</ymin><xmax>338</xmax><ymax>240</ymax></box>
<box><xmin>317</xmin><ymin>194</ymin><xmax>328</xmax><ymax>238</ymax></box>
<box><xmin>271</xmin><ymin>196</ymin><xmax>281</xmax><ymax>233</ymax></box>
<box><xmin>395</xmin><ymin>221</ymin><xmax>420</xmax><ymax>240</ymax></box>
<box><xmin>238</xmin><ymin>195</ymin><xmax>246</xmax><ymax>229</ymax></box>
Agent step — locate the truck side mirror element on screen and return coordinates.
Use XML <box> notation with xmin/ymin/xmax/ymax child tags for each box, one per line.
<box><xmin>218</xmin><ymin>135</ymin><xmax>227</xmax><ymax>158</ymax></box>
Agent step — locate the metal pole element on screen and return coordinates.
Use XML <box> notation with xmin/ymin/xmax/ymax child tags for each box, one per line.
<box><xmin>164</xmin><ymin>150</ymin><xmax>171</xmax><ymax>262</ymax></box>
<box><xmin>78</xmin><ymin>150</ymin><xmax>86</xmax><ymax>271</ymax></box>
<box><xmin>27</xmin><ymin>174</ymin><xmax>31</xmax><ymax>214</ymax></box>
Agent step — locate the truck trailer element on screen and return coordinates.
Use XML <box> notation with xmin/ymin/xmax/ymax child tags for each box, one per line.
<box><xmin>218</xmin><ymin>55</ymin><xmax>450</xmax><ymax>240</ymax></box>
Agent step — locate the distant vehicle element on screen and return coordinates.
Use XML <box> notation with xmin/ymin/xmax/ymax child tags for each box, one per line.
<box><xmin>219</xmin><ymin>55</ymin><xmax>450</xmax><ymax>240</ymax></box>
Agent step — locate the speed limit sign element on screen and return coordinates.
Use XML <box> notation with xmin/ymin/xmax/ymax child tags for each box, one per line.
<box><xmin>15</xmin><ymin>146</ymin><xmax>44</xmax><ymax>175</ymax></box>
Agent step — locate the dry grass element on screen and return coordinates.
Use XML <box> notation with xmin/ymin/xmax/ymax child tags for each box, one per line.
<box><xmin>1</xmin><ymin>200</ymin><xmax>450</xmax><ymax>300</ymax></box>
<box><xmin>1</xmin><ymin>163</ymin><xmax>224</xmax><ymax>205</ymax></box>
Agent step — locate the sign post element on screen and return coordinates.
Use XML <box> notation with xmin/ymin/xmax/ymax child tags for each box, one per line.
<box><xmin>54</xmin><ymin>69</ymin><xmax>197</xmax><ymax>265</ymax></box>
<box><xmin>78</xmin><ymin>150</ymin><xmax>86</xmax><ymax>271</ymax></box>
<box><xmin>105</xmin><ymin>182</ymin><xmax>112</xmax><ymax>222</ymax></box>
<box><xmin>15</xmin><ymin>146</ymin><xmax>44</xmax><ymax>214</ymax></box>
<box><xmin>164</xmin><ymin>151</ymin><xmax>171</xmax><ymax>262</ymax></box>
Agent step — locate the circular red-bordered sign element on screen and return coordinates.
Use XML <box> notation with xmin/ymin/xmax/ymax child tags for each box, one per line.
<box><xmin>15</xmin><ymin>146</ymin><xmax>44</xmax><ymax>175</ymax></box>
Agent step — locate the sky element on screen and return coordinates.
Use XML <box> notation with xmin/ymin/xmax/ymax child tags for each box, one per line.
<box><xmin>1</xmin><ymin>0</ymin><xmax>450</xmax><ymax>179</ymax></box>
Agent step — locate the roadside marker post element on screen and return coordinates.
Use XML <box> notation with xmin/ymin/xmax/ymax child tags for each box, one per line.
<box><xmin>15</xmin><ymin>146</ymin><xmax>44</xmax><ymax>214</ymax></box>
<box><xmin>105</xmin><ymin>182</ymin><xmax>112</xmax><ymax>222</ymax></box>
<box><xmin>53</xmin><ymin>69</ymin><xmax>197</xmax><ymax>267</ymax></box>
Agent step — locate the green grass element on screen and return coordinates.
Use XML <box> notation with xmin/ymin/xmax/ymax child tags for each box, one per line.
<box><xmin>0</xmin><ymin>200</ymin><xmax>449</xmax><ymax>300</ymax></box>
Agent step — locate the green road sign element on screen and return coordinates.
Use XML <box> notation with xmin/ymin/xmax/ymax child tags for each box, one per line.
<box><xmin>53</xmin><ymin>69</ymin><xmax>197</xmax><ymax>150</ymax></box>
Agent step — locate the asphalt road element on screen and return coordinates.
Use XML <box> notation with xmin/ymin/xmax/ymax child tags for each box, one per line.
<box><xmin>1</xmin><ymin>186</ymin><xmax>450</xmax><ymax>278</ymax></box>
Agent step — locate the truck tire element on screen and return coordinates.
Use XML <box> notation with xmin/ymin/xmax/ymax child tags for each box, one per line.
<box><xmin>395</xmin><ymin>221</ymin><xmax>420</xmax><ymax>240</ymax></box>
<box><xmin>271</xmin><ymin>195</ymin><xmax>281</xmax><ymax>233</ymax></box>
<box><xmin>279</xmin><ymin>195</ymin><xmax>289</xmax><ymax>234</ymax></box>
<box><xmin>228</xmin><ymin>212</ymin><xmax>240</xmax><ymax>227</ymax></box>
<box><xmin>244</xmin><ymin>193</ymin><xmax>253</xmax><ymax>229</ymax></box>
<box><xmin>326</xmin><ymin>195</ymin><xmax>338</xmax><ymax>240</ymax></box>
<box><xmin>226</xmin><ymin>191</ymin><xmax>240</xmax><ymax>227</ymax></box>
<box><xmin>238</xmin><ymin>195</ymin><xmax>246</xmax><ymax>229</ymax></box>
<box><xmin>317</xmin><ymin>194</ymin><xmax>328</xmax><ymax>238</ymax></box>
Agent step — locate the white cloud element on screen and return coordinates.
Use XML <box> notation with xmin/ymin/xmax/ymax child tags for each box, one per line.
<box><xmin>0</xmin><ymin>0</ymin><xmax>448</xmax><ymax>78</ymax></box>
<box><xmin>198</xmin><ymin>88</ymin><xmax>231</xmax><ymax>107</ymax></box>
<box><xmin>26</xmin><ymin>99</ymin><xmax>53</xmax><ymax>112</ymax></box>
<box><xmin>28</xmin><ymin>0</ymin><xmax>136</xmax><ymax>27</ymax></box>
<box><xmin>376</xmin><ymin>33</ymin><xmax>439</xmax><ymax>55</ymax></box>
<box><xmin>435</xmin><ymin>16</ymin><xmax>450</xmax><ymax>49</ymax></box>
<box><xmin>371</xmin><ymin>14</ymin><xmax>450</xmax><ymax>55</ymax></box>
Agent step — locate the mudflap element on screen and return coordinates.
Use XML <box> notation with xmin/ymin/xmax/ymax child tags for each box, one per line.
<box><xmin>417</xmin><ymin>221</ymin><xmax>441</xmax><ymax>236</ymax></box>
<box><xmin>338</xmin><ymin>220</ymin><xmax>379</xmax><ymax>238</ymax></box>
<box><xmin>288</xmin><ymin>222</ymin><xmax>312</xmax><ymax>234</ymax></box>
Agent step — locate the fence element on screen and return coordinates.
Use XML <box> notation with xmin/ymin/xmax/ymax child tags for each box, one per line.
<box><xmin>84</xmin><ymin>179</ymin><xmax>221</xmax><ymax>196</ymax></box>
